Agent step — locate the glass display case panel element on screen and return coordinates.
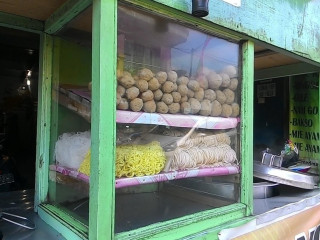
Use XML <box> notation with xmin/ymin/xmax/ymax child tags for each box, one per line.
<box><xmin>114</xmin><ymin>5</ymin><xmax>241</xmax><ymax>233</ymax></box>
<box><xmin>47</xmin><ymin>6</ymin><xmax>92</xmax><ymax>226</ymax></box>
<box><xmin>45</xmin><ymin>3</ymin><xmax>242</xmax><ymax>233</ymax></box>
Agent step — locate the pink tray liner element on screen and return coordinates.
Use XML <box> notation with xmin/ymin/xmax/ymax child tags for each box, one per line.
<box><xmin>63</xmin><ymin>89</ymin><xmax>240</xmax><ymax>129</ymax></box>
<box><xmin>116</xmin><ymin>110</ymin><xmax>239</xmax><ymax>129</ymax></box>
<box><xmin>50</xmin><ymin>165</ymin><xmax>239</xmax><ymax>188</ymax></box>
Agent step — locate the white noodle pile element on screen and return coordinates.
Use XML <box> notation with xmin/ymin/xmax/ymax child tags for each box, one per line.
<box><xmin>169</xmin><ymin>133</ymin><xmax>237</xmax><ymax>171</ymax></box>
<box><xmin>55</xmin><ymin>131</ymin><xmax>91</xmax><ymax>169</ymax></box>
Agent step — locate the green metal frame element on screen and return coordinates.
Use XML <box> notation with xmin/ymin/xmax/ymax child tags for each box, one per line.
<box><xmin>240</xmin><ymin>40</ymin><xmax>254</xmax><ymax>216</ymax></box>
<box><xmin>0</xmin><ymin>11</ymin><xmax>43</xmax><ymax>32</ymax></box>
<box><xmin>38</xmin><ymin>205</ymin><xmax>86</xmax><ymax>240</ymax></box>
<box><xmin>35</xmin><ymin>33</ymin><xmax>53</xmax><ymax>208</ymax></box>
<box><xmin>90</xmin><ymin>0</ymin><xmax>117</xmax><ymax>239</ymax></box>
<box><xmin>36</xmin><ymin>0</ymin><xmax>254</xmax><ymax>239</ymax></box>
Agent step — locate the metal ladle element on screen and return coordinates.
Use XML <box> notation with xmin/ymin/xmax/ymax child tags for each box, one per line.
<box><xmin>0</xmin><ymin>211</ymin><xmax>36</xmax><ymax>230</ymax></box>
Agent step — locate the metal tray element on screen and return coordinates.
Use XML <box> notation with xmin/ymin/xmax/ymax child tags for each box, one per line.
<box><xmin>253</xmin><ymin>161</ymin><xmax>319</xmax><ymax>189</ymax></box>
<box><xmin>253</xmin><ymin>181</ymin><xmax>279</xmax><ymax>199</ymax></box>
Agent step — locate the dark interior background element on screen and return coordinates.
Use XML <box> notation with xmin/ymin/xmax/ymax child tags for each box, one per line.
<box><xmin>0</xmin><ymin>26</ymin><xmax>39</xmax><ymax>190</ymax></box>
<box><xmin>253</xmin><ymin>77</ymin><xmax>289</xmax><ymax>158</ymax></box>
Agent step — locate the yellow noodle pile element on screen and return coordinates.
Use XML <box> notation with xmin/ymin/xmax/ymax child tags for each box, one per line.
<box><xmin>116</xmin><ymin>141</ymin><xmax>166</xmax><ymax>177</ymax></box>
<box><xmin>78</xmin><ymin>141</ymin><xmax>166</xmax><ymax>178</ymax></box>
<box><xmin>78</xmin><ymin>149</ymin><xmax>91</xmax><ymax>176</ymax></box>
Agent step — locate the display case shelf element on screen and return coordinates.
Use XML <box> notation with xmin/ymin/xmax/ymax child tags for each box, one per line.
<box><xmin>55</xmin><ymin>86</ymin><xmax>240</xmax><ymax>130</ymax></box>
<box><xmin>50</xmin><ymin>165</ymin><xmax>239</xmax><ymax>189</ymax></box>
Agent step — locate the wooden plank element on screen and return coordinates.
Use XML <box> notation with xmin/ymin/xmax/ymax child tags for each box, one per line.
<box><xmin>255</xmin><ymin>52</ymin><xmax>300</xmax><ymax>70</ymax></box>
<box><xmin>0</xmin><ymin>11</ymin><xmax>43</xmax><ymax>32</ymax></box>
<box><xmin>0</xmin><ymin>0</ymin><xmax>67</xmax><ymax>21</ymax></box>
<box><xmin>89</xmin><ymin>0</ymin><xmax>117</xmax><ymax>239</ymax></box>
<box><xmin>255</xmin><ymin>62</ymin><xmax>320</xmax><ymax>81</ymax></box>
<box><xmin>45</xmin><ymin>0</ymin><xmax>92</xmax><ymax>34</ymax></box>
<box><xmin>240</xmin><ymin>40</ymin><xmax>254</xmax><ymax>216</ymax></box>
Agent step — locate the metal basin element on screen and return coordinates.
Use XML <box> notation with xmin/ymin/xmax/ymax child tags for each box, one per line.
<box><xmin>253</xmin><ymin>181</ymin><xmax>279</xmax><ymax>199</ymax></box>
<box><xmin>253</xmin><ymin>161</ymin><xmax>319</xmax><ymax>189</ymax></box>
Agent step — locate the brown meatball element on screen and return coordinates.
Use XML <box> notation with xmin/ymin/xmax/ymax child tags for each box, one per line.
<box><xmin>172</xmin><ymin>83</ymin><xmax>178</xmax><ymax>92</ymax></box>
<box><xmin>172</xmin><ymin>92</ymin><xmax>182</xmax><ymax>103</ymax></box>
<box><xmin>122</xmin><ymin>71</ymin><xmax>132</xmax><ymax>77</ymax></box>
<box><xmin>130</xmin><ymin>98</ymin><xmax>143</xmax><ymax>112</ymax></box>
<box><xmin>211</xmin><ymin>100</ymin><xmax>222</xmax><ymax>117</ymax></box>
<box><xmin>197</xmin><ymin>75</ymin><xmax>208</xmax><ymax>90</ymax></box>
<box><xmin>188</xmin><ymin>98</ymin><xmax>201</xmax><ymax>114</ymax></box>
<box><xmin>135</xmin><ymin>79</ymin><xmax>148</xmax><ymax>92</ymax></box>
<box><xmin>141</xmin><ymin>90</ymin><xmax>154</xmax><ymax>102</ymax></box>
<box><xmin>161</xmin><ymin>93</ymin><xmax>174</xmax><ymax>105</ymax></box>
<box><xmin>162</xmin><ymin>81</ymin><xmax>175</xmax><ymax>93</ymax></box>
<box><xmin>156</xmin><ymin>101</ymin><xmax>169</xmax><ymax>114</ymax></box>
<box><xmin>117</xmin><ymin>98</ymin><xmax>129</xmax><ymax>110</ymax></box>
<box><xmin>223</xmin><ymin>89</ymin><xmax>235</xmax><ymax>104</ymax></box>
<box><xmin>116</xmin><ymin>93</ymin><xmax>121</xmax><ymax>105</ymax></box>
<box><xmin>181</xmin><ymin>102</ymin><xmax>192</xmax><ymax>114</ymax></box>
<box><xmin>222</xmin><ymin>65</ymin><xmax>237</xmax><ymax>78</ymax></box>
<box><xmin>188</xmin><ymin>80</ymin><xmax>200</xmax><ymax>92</ymax></box>
<box><xmin>229</xmin><ymin>78</ymin><xmax>238</xmax><ymax>91</ymax></box>
<box><xmin>143</xmin><ymin>100</ymin><xmax>156</xmax><ymax>113</ymax></box>
<box><xmin>178</xmin><ymin>84</ymin><xmax>188</xmax><ymax>96</ymax></box>
<box><xmin>133</xmin><ymin>75</ymin><xmax>139</xmax><ymax>81</ymax></box>
<box><xmin>139</xmin><ymin>68</ymin><xmax>154</xmax><ymax>81</ymax></box>
<box><xmin>119</xmin><ymin>75</ymin><xmax>135</xmax><ymax>88</ymax></box>
<box><xmin>197</xmin><ymin>66</ymin><xmax>211</xmax><ymax>76</ymax></box>
<box><xmin>177</xmin><ymin>76</ymin><xmax>189</xmax><ymax>85</ymax></box>
<box><xmin>220</xmin><ymin>73</ymin><xmax>231</xmax><ymax>88</ymax></box>
<box><xmin>231</xmin><ymin>103</ymin><xmax>240</xmax><ymax>117</ymax></box>
<box><xmin>216</xmin><ymin>90</ymin><xmax>227</xmax><ymax>104</ymax></box>
<box><xmin>207</xmin><ymin>71</ymin><xmax>222</xmax><ymax>90</ymax></box>
<box><xmin>187</xmin><ymin>89</ymin><xmax>195</xmax><ymax>98</ymax></box>
<box><xmin>148</xmin><ymin>77</ymin><xmax>161</xmax><ymax>91</ymax></box>
<box><xmin>126</xmin><ymin>86</ymin><xmax>140</xmax><ymax>100</ymax></box>
<box><xmin>167</xmin><ymin>70</ymin><xmax>178</xmax><ymax>82</ymax></box>
<box><xmin>117</xmin><ymin>85</ymin><xmax>126</xmax><ymax>97</ymax></box>
<box><xmin>155</xmin><ymin>71</ymin><xmax>168</xmax><ymax>84</ymax></box>
<box><xmin>180</xmin><ymin>95</ymin><xmax>188</xmax><ymax>103</ymax></box>
<box><xmin>221</xmin><ymin>104</ymin><xmax>233</xmax><ymax>118</ymax></box>
<box><xmin>204</xmin><ymin>89</ymin><xmax>216</xmax><ymax>101</ymax></box>
<box><xmin>194</xmin><ymin>88</ymin><xmax>204</xmax><ymax>101</ymax></box>
<box><xmin>199</xmin><ymin>100</ymin><xmax>212</xmax><ymax>116</ymax></box>
<box><xmin>153</xmin><ymin>89</ymin><xmax>163</xmax><ymax>101</ymax></box>
<box><xmin>168</xmin><ymin>103</ymin><xmax>180</xmax><ymax>114</ymax></box>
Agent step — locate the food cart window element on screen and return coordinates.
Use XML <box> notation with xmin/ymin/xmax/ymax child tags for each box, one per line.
<box><xmin>47</xmin><ymin>6</ymin><xmax>92</xmax><ymax>225</ymax></box>
<box><xmin>114</xmin><ymin>5</ymin><xmax>241</xmax><ymax>233</ymax></box>
<box><xmin>45</xmin><ymin>2</ymin><xmax>243</xmax><ymax>233</ymax></box>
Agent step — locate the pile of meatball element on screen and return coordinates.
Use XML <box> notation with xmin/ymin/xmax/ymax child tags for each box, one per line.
<box><xmin>116</xmin><ymin>65</ymin><xmax>240</xmax><ymax>118</ymax></box>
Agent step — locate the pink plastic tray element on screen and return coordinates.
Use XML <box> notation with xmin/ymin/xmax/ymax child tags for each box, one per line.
<box><xmin>116</xmin><ymin>110</ymin><xmax>240</xmax><ymax>129</ymax></box>
<box><xmin>50</xmin><ymin>165</ymin><xmax>239</xmax><ymax>189</ymax></box>
<box><xmin>60</xmin><ymin>88</ymin><xmax>240</xmax><ymax>130</ymax></box>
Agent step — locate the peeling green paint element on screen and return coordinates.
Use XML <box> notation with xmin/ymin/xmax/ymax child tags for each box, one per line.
<box><xmin>152</xmin><ymin>0</ymin><xmax>320</xmax><ymax>64</ymax></box>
